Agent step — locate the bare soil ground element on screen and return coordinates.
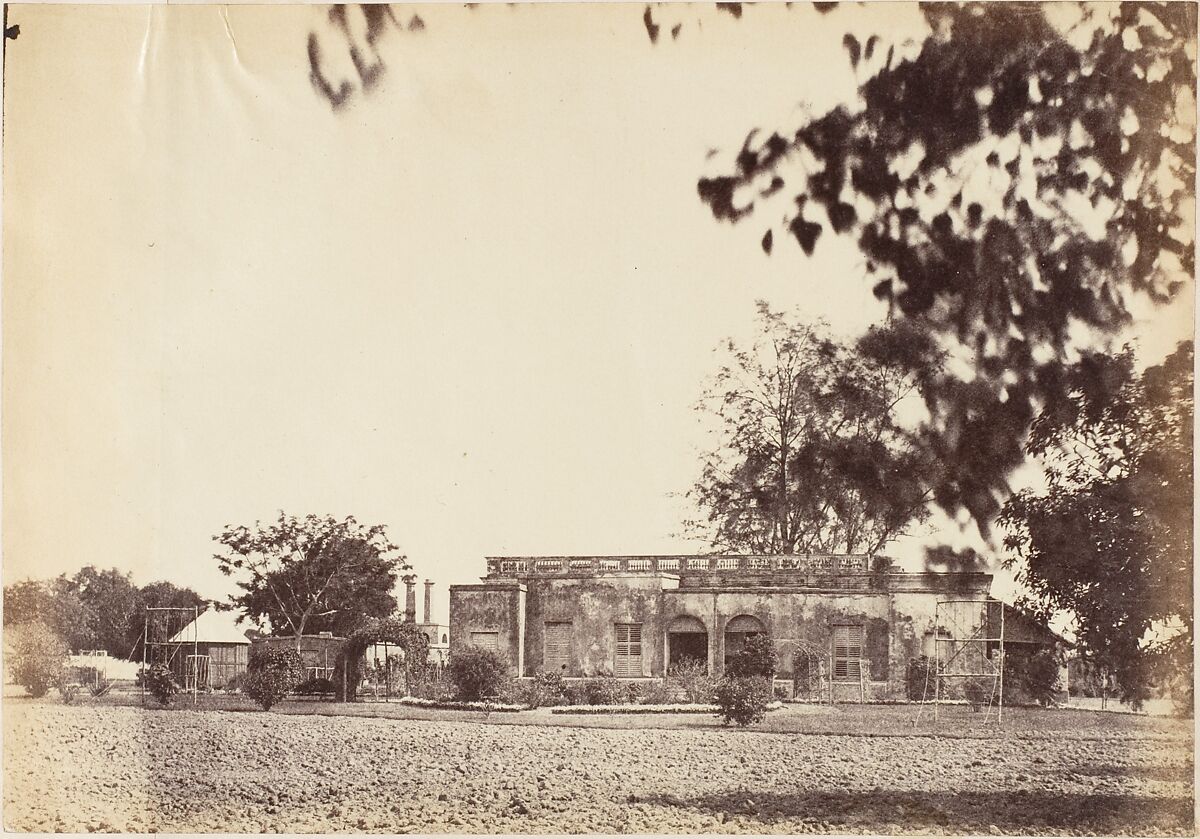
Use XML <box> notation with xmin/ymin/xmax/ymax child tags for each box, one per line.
<box><xmin>3</xmin><ymin>699</ymin><xmax>1193</xmax><ymax>834</ymax></box>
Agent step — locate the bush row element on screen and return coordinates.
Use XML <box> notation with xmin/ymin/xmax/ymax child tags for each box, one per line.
<box><xmin>905</xmin><ymin>648</ymin><xmax>1063</xmax><ymax>708</ymax></box>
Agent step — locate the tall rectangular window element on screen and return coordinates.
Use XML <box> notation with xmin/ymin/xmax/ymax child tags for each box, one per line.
<box><xmin>544</xmin><ymin>622</ymin><xmax>572</xmax><ymax>673</ymax></box>
<box><xmin>832</xmin><ymin>624</ymin><xmax>864</xmax><ymax>681</ymax></box>
<box><xmin>614</xmin><ymin>623</ymin><xmax>643</xmax><ymax>677</ymax></box>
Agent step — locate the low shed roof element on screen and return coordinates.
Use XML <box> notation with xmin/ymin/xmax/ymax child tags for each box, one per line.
<box><xmin>167</xmin><ymin>609</ymin><xmax>252</xmax><ymax>645</ymax></box>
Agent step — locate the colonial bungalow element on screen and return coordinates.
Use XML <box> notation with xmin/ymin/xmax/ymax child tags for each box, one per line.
<box><xmin>448</xmin><ymin>554</ymin><xmax>1060</xmax><ymax>702</ymax></box>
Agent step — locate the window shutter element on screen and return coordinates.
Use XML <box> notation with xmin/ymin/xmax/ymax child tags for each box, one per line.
<box><xmin>615</xmin><ymin>623</ymin><xmax>643</xmax><ymax>677</ymax></box>
<box><xmin>544</xmin><ymin>622</ymin><xmax>572</xmax><ymax>672</ymax></box>
<box><xmin>833</xmin><ymin>625</ymin><xmax>864</xmax><ymax>681</ymax></box>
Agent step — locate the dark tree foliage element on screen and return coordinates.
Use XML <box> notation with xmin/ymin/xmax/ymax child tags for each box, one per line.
<box><xmin>999</xmin><ymin>341</ymin><xmax>1193</xmax><ymax>706</ymax></box>
<box><xmin>697</xmin><ymin>3</ymin><xmax>1196</xmax><ymax>531</ymax></box>
<box><xmin>725</xmin><ymin>633</ymin><xmax>778</xmax><ymax>679</ymax></box>
<box><xmin>689</xmin><ymin>303</ymin><xmax>936</xmax><ymax>556</ymax></box>
<box><xmin>3</xmin><ymin>578</ymin><xmax>91</xmax><ymax>652</ymax></box>
<box><xmin>5</xmin><ymin>568</ymin><xmax>206</xmax><ymax>659</ymax></box>
<box><xmin>1003</xmin><ymin>646</ymin><xmax>1062</xmax><ymax>707</ymax></box>
<box><xmin>129</xmin><ymin>581</ymin><xmax>206</xmax><ymax>659</ymax></box>
<box><xmin>307</xmin><ymin>4</ymin><xmax>426</xmax><ymax>110</ymax></box>
<box><xmin>215</xmin><ymin>512</ymin><xmax>406</xmax><ymax>644</ymax></box>
<box><xmin>63</xmin><ymin>567</ymin><xmax>143</xmax><ymax>658</ymax></box>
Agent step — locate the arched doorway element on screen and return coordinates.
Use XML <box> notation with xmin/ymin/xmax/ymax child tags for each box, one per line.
<box><xmin>723</xmin><ymin>614</ymin><xmax>766</xmax><ymax>670</ymax></box>
<box><xmin>667</xmin><ymin>615</ymin><xmax>709</xmax><ymax>673</ymax></box>
<box><xmin>334</xmin><ymin>618</ymin><xmax>430</xmax><ymax>701</ymax></box>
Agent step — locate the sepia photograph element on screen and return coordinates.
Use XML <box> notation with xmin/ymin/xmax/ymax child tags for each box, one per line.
<box><xmin>1</xmin><ymin>1</ymin><xmax>1195</xmax><ymax>834</ymax></box>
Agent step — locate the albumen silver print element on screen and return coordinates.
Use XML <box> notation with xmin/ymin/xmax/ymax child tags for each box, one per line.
<box><xmin>2</xmin><ymin>1</ymin><xmax>1194</xmax><ymax>834</ymax></box>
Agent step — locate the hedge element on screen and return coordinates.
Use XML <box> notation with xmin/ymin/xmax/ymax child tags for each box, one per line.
<box><xmin>552</xmin><ymin>701</ymin><xmax>784</xmax><ymax>715</ymax></box>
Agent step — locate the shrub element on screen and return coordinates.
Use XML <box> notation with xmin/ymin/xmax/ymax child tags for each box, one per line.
<box><xmin>625</xmin><ymin>681</ymin><xmax>649</xmax><ymax>705</ymax></box>
<box><xmin>293</xmin><ymin>676</ymin><xmax>336</xmax><ymax>697</ymax></box>
<box><xmin>563</xmin><ymin>680</ymin><xmax>594</xmax><ymax>705</ymax></box>
<box><xmin>725</xmin><ymin>635</ymin><xmax>778</xmax><ymax>679</ymax></box>
<box><xmin>9</xmin><ymin>621</ymin><xmax>68</xmax><ymax>699</ymax></box>
<box><xmin>243</xmin><ymin>646</ymin><xmax>304</xmax><ymax>711</ymax></box>
<box><xmin>89</xmin><ymin>678</ymin><xmax>113</xmax><ymax>698</ymax></box>
<box><xmin>714</xmin><ymin>675</ymin><xmax>772</xmax><ymax>727</ymax></box>
<box><xmin>645</xmin><ymin>680</ymin><xmax>681</xmax><ymax>705</ymax></box>
<box><xmin>59</xmin><ymin>683</ymin><xmax>80</xmax><ymax>704</ymax></box>
<box><xmin>962</xmin><ymin>678</ymin><xmax>988</xmax><ymax>712</ymax></box>
<box><xmin>1003</xmin><ymin>648</ymin><xmax>1061</xmax><ymax>707</ymax></box>
<box><xmin>906</xmin><ymin>656</ymin><xmax>934</xmax><ymax>701</ymax></box>
<box><xmin>517</xmin><ymin>671</ymin><xmax>566</xmax><ymax>708</ymax></box>
<box><xmin>143</xmin><ymin>664</ymin><xmax>181</xmax><ymax>706</ymax></box>
<box><xmin>584</xmin><ymin>676</ymin><xmax>627</xmax><ymax>705</ymax></box>
<box><xmin>667</xmin><ymin>659</ymin><xmax>716</xmax><ymax>704</ymax></box>
<box><xmin>223</xmin><ymin>672</ymin><xmax>246</xmax><ymax>694</ymax></box>
<box><xmin>447</xmin><ymin>646</ymin><xmax>508</xmax><ymax>701</ymax></box>
<box><xmin>408</xmin><ymin>678</ymin><xmax>452</xmax><ymax>701</ymax></box>
<box><xmin>773</xmin><ymin>683</ymin><xmax>791</xmax><ymax>701</ymax></box>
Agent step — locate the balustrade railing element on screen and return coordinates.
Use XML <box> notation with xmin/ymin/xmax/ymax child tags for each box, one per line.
<box><xmin>483</xmin><ymin>554</ymin><xmax>871</xmax><ymax>577</ymax></box>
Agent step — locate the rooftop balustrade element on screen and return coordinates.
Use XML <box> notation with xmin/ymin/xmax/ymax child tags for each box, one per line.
<box><xmin>483</xmin><ymin>554</ymin><xmax>873</xmax><ymax>578</ymax></box>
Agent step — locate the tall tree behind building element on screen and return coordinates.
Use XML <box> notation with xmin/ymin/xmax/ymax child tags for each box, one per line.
<box><xmin>687</xmin><ymin>303</ymin><xmax>937</xmax><ymax>557</ymax></box>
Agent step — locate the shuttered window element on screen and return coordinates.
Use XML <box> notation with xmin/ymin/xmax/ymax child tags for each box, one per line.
<box><xmin>544</xmin><ymin>622</ymin><xmax>572</xmax><ymax>672</ymax></box>
<box><xmin>614</xmin><ymin>623</ymin><xmax>643</xmax><ymax>677</ymax></box>
<box><xmin>470</xmin><ymin>631</ymin><xmax>499</xmax><ymax>650</ymax></box>
<box><xmin>832</xmin><ymin>624</ymin><xmax>864</xmax><ymax>681</ymax></box>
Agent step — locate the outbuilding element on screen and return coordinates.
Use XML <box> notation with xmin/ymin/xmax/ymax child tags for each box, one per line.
<box><xmin>166</xmin><ymin>608</ymin><xmax>251</xmax><ymax>689</ymax></box>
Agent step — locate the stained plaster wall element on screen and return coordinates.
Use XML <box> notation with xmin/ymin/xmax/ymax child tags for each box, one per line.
<box><xmin>521</xmin><ymin>574</ymin><xmax>677</xmax><ymax>677</ymax></box>
<box><xmin>665</xmin><ymin>575</ymin><xmax>991</xmax><ymax>700</ymax></box>
<box><xmin>448</xmin><ymin>584</ymin><xmax>526</xmax><ymax>674</ymax></box>
<box><xmin>451</xmin><ymin>570</ymin><xmax>992</xmax><ymax>696</ymax></box>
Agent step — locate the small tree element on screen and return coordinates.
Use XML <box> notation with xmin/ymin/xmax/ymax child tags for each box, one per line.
<box><xmin>215</xmin><ymin>513</ymin><xmax>408</xmax><ymax>649</ymax></box>
<box><xmin>714</xmin><ymin>676</ymin><xmax>772</xmax><ymax>727</ymax></box>
<box><xmin>447</xmin><ymin>646</ymin><xmax>507</xmax><ymax>701</ymax></box>
<box><xmin>243</xmin><ymin>646</ymin><xmax>305</xmax><ymax>711</ymax></box>
<box><xmin>725</xmin><ymin>634</ymin><xmax>778</xmax><ymax>680</ymax></box>
<box><xmin>8</xmin><ymin>622</ymin><xmax>67</xmax><ymax>698</ymax></box>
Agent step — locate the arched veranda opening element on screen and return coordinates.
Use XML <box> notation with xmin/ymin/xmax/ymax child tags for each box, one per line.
<box><xmin>667</xmin><ymin>615</ymin><xmax>709</xmax><ymax>673</ymax></box>
<box><xmin>723</xmin><ymin>614</ymin><xmax>766</xmax><ymax>670</ymax></box>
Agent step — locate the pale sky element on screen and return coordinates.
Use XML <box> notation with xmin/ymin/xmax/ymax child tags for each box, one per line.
<box><xmin>3</xmin><ymin>2</ymin><xmax>1192</xmax><ymax>622</ymax></box>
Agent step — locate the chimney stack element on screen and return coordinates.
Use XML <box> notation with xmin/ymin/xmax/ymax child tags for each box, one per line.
<box><xmin>404</xmin><ymin>576</ymin><xmax>417</xmax><ymax>623</ymax></box>
<box><xmin>423</xmin><ymin>580</ymin><xmax>433</xmax><ymax>624</ymax></box>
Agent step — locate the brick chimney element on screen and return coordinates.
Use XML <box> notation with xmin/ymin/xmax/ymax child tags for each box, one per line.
<box><xmin>403</xmin><ymin>576</ymin><xmax>417</xmax><ymax>623</ymax></box>
<box><xmin>423</xmin><ymin>580</ymin><xmax>433</xmax><ymax>624</ymax></box>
